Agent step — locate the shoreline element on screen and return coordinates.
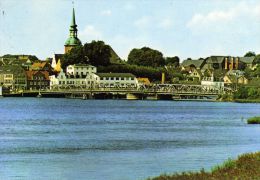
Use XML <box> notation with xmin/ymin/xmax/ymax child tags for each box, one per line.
<box><xmin>2</xmin><ymin>94</ymin><xmax>260</xmax><ymax>103</ymax></box>
<box><xmin>148</xmin><ymin>151</ymin><xmax>260</xmax><ymax>180</ymax></box>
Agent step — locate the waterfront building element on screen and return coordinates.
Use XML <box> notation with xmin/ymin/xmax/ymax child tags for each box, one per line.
<box><xmin>201</xmin><ymin>76</ymin><xmax>224</xmax><ymax>91</ymax></box>
<box><xmin>95</xmin><ymin>73</ymin><xmax>138</xmax><ymax>88</ymax></box>
<box><xmin>51</xmin><ymin>54</ymin><xmax>63</xmax><ymax>72</ymax></box>
<box><xmin>201</xmin><ymin>56</ymin><xmax>225</xmax><ymax>71</ymax></box>
<box><xmin>31</xmin><ymin>62</ymin><xmax>52</xmax><ymax>72</ymax></box>
<box><xmin>64</xmin><ymin>8</ymin><xmax>82</xmax><ymax>54</ymax></box>
<box><xmin>0</xmin><ymin>65</ymin><xmax>27</xmax><ymax>90</ymax></box>
<box><xmin>187</xmin><ymin>68</ymin><xmax>203</xmax><ymax>81</ymax></box>
<box><xmin>50</xmin><ymin>64</ymin><xmax>138</xmax><ymax>89</ymax></box>
<box><xmin>66</xmin><ymin>64</ymin><xmax>97</xmax><ymax>77</ymax></box>
<box><xmin>239</xmin><ymin>57</ymin><xmax>255</xmax><ymax>70</ymax></box>
<box><xmin>223</xmin><ymin>74</ymin><xmax>248</xmax><ymax>85</ymax></box>
<box><xmin>26</xmin><ymin>70</ymin><xmax>50</xmax><ymax>90</ymax></box>
<box><xmin>181</xmin><ymin>59</ymin><xmax>206</xmax><ymax>71</ymax></box>
<box><xmin>49</xmin><ymin>68</ymin><xmax>99</xmax><ymax>89</ymax></box>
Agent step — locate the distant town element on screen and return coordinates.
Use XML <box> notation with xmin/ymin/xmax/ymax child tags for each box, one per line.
<box><xmin>0</xmin><ymin>8</ymin><xmax>260</xmax><ymax>101</ymax></box>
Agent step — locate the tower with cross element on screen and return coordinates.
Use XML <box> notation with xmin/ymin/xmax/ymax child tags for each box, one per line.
<box><xmin>64</xmin><ymin>5</ymin><xmax>82</xmax><ymax>54</ymax></box>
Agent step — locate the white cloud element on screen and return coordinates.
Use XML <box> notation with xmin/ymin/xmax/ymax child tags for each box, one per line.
<box><xmin>158</xmin><ymin>18</ymin><xmax>173</xmax><ymax>29</ymax></box>
<box><xmin>187</xmin><ymin>1</ymin><xmax>260</xmax><ymax>28</ymax></box>
<box><xmin>134</xmin><ymin>16</ymin><xmax>150</xmax><ymax>29</ymax></box>
<box><xmin>100</xmin><ymin>10</ymin><xmax>112</xmax><ymax>16</ymax></box>
<box><xmin>79</xmin><ymin>25</ymin><xmax>103</xmax><ymax>42</ymax></box>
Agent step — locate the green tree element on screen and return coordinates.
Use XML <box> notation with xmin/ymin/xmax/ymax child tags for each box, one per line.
<box><xmin>247</xmin><ymin>87</ymin><xmax>258</xmax><ymax>99</ymax></box>
<box><xmin>83</xmin><ymin>40</ymin><xmax>111</xmax><ymax>66</ymax></box>
<box><xmin>244</xmin><ymin>51</ymin><xmax>256</xmax><ymax>57</ymax></box>
<box><xmin>165</xmin><ymin>56</ymin><xmax>180</xmax><ymax>67</ymax></box>
<box><xmin>253</xmin><ymin>54</ymin><xmax>260</xmax><ymax>65</ymax></box>
<box><xmin>61</xmin><ymin>45</ymin><xmax>87</xmax><ymax>69</ymax></box>
<box><xmin>233</xmin><ymin>87</ymin><xmax>248</xmax><ymax>99</ymax></box>
<box><xmin>97</xmin><ymin>64</ymin><xmax>166</xmax><ymax>81</ymax></box>
<box><xmin>127</xmin><ymin>47</ymin><xmax>165</xmax><ymax>67</ymax></box>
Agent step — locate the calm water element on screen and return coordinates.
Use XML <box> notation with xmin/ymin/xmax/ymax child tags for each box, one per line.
<box><xmin>0</xmin><ymin>98</ymin><xmax>260</xmax><ymax>180</ymax></box>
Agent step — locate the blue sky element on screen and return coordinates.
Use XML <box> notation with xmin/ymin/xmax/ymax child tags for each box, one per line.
<box><xmin>0</xmin><ymin>0</ymin><xmax>259</xmax><ymax>61</ymax></box>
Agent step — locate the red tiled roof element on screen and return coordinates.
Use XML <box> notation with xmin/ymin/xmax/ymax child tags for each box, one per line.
<box><xmin>26</xmin><ymin>70</ymin><xmax>50</xmax><ymax>80</ymax></box>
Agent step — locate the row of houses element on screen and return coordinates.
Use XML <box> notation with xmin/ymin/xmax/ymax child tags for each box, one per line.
<box><xmin>0</xmin><ymin>56</ymin><xmax>140</xmax><ymax>91</ymax></box>
<box><xmin>181</xmin><ymin>56</ymin><xmax>255</xmax><ymax>72</ymax></box>
<box><xmin>50</xmin><ymin>64</ymin><xmax>138</xmax><ymax>89</ymax></box>
<box><xmin>181</xmin><ymin>56</ymin><xmax>255</xmax><ymax>86</ymax></box>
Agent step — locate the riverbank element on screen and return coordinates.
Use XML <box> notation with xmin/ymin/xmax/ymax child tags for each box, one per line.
<box><xmin>234</xmin><ymin>99</ymin><xmax>260</xmax><ymax>103</ymax></box>
<box><xmin>217</xmin><ymin>94</ymin><xmax>260</xmax><ymax>103</ymax></box>
<box><xmin>147</xmin><ymin>151</ymin><xmax>260</xmax><ymax>180</ymax></box>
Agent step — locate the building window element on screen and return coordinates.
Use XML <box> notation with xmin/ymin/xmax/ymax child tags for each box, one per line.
<box><xmin>116</xmin><ymin>77</ymin><xmax>119</xmax><ymax>80</ymax></box>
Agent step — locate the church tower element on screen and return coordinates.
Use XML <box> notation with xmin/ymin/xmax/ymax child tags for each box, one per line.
<box><xmin>64</xmin><ymin>8</ymin><xmax>82</xmax><ymax>53</ymax></box>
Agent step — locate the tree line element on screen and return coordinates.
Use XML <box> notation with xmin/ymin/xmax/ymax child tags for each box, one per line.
<box><xmin>61</xmin><ymin>40</ymin><xmax>180</xmax><ymax>81</ymax></box>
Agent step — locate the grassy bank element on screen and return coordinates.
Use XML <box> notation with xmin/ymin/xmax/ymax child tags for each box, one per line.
<box><xmin>234</xmin><ymin>99</ymin><xmax>260</xmax><ymax>103</ymax></box>
<box><xmin>147</xmin><ymin>152</ymin><xmax>260</xmax><ymax>180</ymax></box>
<box><xmin>247</xmin><ymin>117</ymin><xmax>260</xmax><ymax>124</ymax></box>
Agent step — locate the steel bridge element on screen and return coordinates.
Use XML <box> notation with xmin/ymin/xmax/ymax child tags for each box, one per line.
<box><xmin>14</xmin><ymin>84</ymin><xmax>234</xmax><ymax>100</ymax></box>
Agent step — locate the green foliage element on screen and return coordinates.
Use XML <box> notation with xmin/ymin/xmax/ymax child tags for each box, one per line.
<box><xmin>244</xmin><ymin>67</ymin><xmax>254</xmax><ymax>78</ymax></box>
<box><xmin>127</xmin><ymin>47</ymin><xmax>165</xmax><ymax>67</ymax></box>
<box><xmin>244</xmin><ymin>51</ymin><xmax>256</xmax><ymax>57</ymax></box>
<box><xmin>253</xmin><ymin>54</ymin><xmax>260</xmax><ymax>65</ymax></box>
<box><xmin>253</xmin><ymin>65</ymin><xmax>260</xmax><ymax>77</ymax></box>
<box><xmin>165</xmin><ymin>56</ymin><xmax>180</xmax><ymax>67</ymax></box>
<box><xmin>211</xmin><ymin>158</ymin><xmax>236</xmax><ymax>173</ymax></box>
<box><xmin>247</xmin><ymin>117</ymin><xmax>260</xmax><ymax>124</ymax></box>
<box><xmin>97</xmin><ymin>64</ymin><xmax>165</xmax><ymax>81</ymax></box>
<box><xmin>233</xmin><ymin>87</ymin><xmax>249</xmax><ymax>99</ymax></box>
<box><xmin>233</xmin><ymin>86</ymin><xmax>260</xmax><ymax>99</ymax></box>
<box><xmin>166</xmin><ymin>67</ymin><xmax>185</xmax><ymax>82</ymax></box>
<box><xmin>83</xmin><ymin>40</ymin><xmax>111</xmax><ymax>66</ymax></box>
<box><xmin>61</xmin><ymin>40</ymin><xmax>112</xmax><ymax>69</ymax></box>
<box><xmin>62</xmin><ymin>45</ymin><xmax>87</xmax><ymax>69</ymax></box>
<box><xmin>2</xmin><ymin>54</ymin><xmax>38</xmax><ymax>61</ymax></box>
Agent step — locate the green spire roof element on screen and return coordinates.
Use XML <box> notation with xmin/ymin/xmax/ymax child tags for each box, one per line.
<box><xmin>71</xmin><ymin>8</ymin><xmax>76</xmax><ymax>27</ymax></box>
<box><xmin>65</xmin><ymin>7</ymin><xmax>82</xmax><ymax>46</ymax></box>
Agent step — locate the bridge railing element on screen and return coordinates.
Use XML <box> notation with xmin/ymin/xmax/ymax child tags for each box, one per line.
<box><xmin>30</xmin><ymin>83</ymin><xmax>232</xmax><ymax>95</ymax></box>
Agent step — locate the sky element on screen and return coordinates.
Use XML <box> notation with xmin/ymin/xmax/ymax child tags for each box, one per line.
<box><xmin>0</xmin><ymin>0</ymin><xmax>260</xmax><ymax>61</ymax></box>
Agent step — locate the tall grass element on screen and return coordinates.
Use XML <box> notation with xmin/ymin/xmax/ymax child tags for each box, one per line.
<box><xmin>147</xmin><ymin>151</ymin><xmax>260</xmax><ymax>180</ymax></box>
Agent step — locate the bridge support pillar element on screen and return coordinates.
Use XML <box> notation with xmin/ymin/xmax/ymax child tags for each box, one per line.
<box><xmin>146</xmin><ymin>94</ymin><xmax>158</xmax><ymax>100</ymax></box>
<box><xmin>126</xmin><ymin>93</ymin><xmax>139</xmax><ymax>100</ymax></box>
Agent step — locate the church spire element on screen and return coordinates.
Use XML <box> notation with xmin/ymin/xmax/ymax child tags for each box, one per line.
<box><xmin>64</xmin><ymin>7</ymin><xmax>82</xmax><ymax>53</ymax></box>
<box><xmin>71</xmin><ymin>8</ymin><xmax>76</xmax><ymax>27</ymax></box>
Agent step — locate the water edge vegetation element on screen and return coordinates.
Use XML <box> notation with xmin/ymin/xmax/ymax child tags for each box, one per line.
<box><xmin>147</xmin><ymin>151</ymin><xmax>260</xmax><ymax>180</ymax></box>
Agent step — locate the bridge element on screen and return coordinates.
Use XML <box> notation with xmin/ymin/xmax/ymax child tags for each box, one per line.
<box><xmin>7</xmin><ymin>84</ymin><xmax>233</xmax><ymax>101</ymax></box>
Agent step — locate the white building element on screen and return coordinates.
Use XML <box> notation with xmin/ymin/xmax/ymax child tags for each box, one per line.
<box><xmin>201</xmin><ymin>76</ymin><xmax>224</xmax><ymax>91</ymax></box>
<box><xmin>95</xmin><ymin>73</ymin><xmax>138</xmax><ymax>88</ymax></box>
<box><xmin>49</xmin><ymin>69</ymin><xmax>99</xmax><ymax>89</ymax></box>
<box><xmin>49</xmin><ymin>65</ymin><xmax>138</xmax><ymax>89</ymax></box>
<box><xmin>66</xmin><ymin>64</ymin><xmax>97</xmax><ymax>77</ymax></box>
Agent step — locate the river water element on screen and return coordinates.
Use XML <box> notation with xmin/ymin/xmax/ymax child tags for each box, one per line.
<box><xmin>0</xmin><ymin>98</ymin><xmax>259</xmax><ymax>180</ymax></box>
